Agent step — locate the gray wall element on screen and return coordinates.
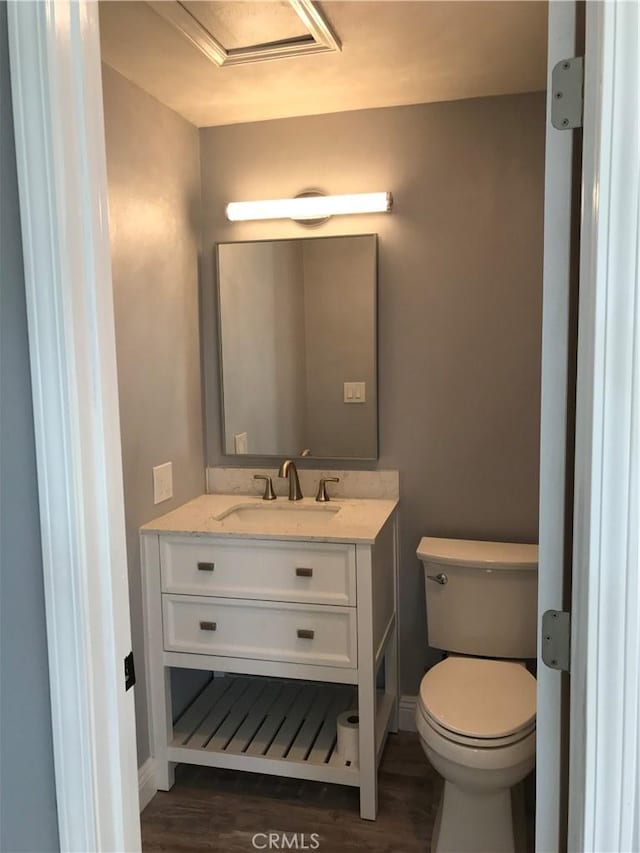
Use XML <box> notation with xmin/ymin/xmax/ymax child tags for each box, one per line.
<box><xmin>102</xmin><ymin>66</ymin><xmax>205</xmax><ymax>765</ymax></box>
<box><xmin>0</xmin><ymin>2</ymin><xmax>60</xmax><ymax>848</ymax></box>
<box><xmin>200</xmin><ymin>94</ymin><xmax>545</xmax><ymax>693</ymax></box>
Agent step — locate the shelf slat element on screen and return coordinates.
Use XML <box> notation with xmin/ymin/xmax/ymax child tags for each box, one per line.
<box><xmin>286</xmin><ymin>685</ymin><xmax>335</xmax><ymax>762</ymax></box>
<box><xmin>172</xmin><ymin>678</ymin><xmax>231</xmax><ymax>746</ymax></box>
<box><xmin>170</xmin><ymin>675</ymin><xmax>359</xmax><ymax>786</ymax></box>
<box><xmin>307</xmin><ymin>686</ymin><xmax>355</xmax><ymax>765</ymax></box>
<box><xmin>187</xmin><ymin>677</ymin><xmax>251</xmax><ymax>749</ymax></box>
<box><xmin>225</xmin><ymin>681</ymin><xmax>282</xmax><ymax>755</ymax></box>
<box><xmin>206</xmin><ymin>679</ymin><xmax>267</xmax><ymax>752</ymax></box>
<box><xmin>265</xmin><ymin>683</ymin><xmax>318</xmax><ymax>759</ymax></box>
<box><xmin>244</xmin><ymin>682</ymin><xmax>301</xmax><ymax>757</ymax></box>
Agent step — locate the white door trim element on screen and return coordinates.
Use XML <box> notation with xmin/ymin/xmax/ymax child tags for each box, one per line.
<box><xmin>569</xmin><ymin>2</ymin><xmax>640</xmax><ymax>850</ymax></box>
<box><xmin>7</xmin><ymin>2</ymin><xmax>141</xmax><ymax>850</ymax></box>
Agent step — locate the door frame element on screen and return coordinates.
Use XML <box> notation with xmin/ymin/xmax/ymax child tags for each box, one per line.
<box><xmin>8</xmin><ymin>1</ymin><xmax>639</xmax><ymax>851</ymax></box>
<box><xmin>7</xmin><ymin>2</ymin><xmax>140</xmax><ymax>851</ymax></box>
<box><xmin>568</xmin><ymin>2</ymin><xmax>639</xmax><ymax>850</ymax></box>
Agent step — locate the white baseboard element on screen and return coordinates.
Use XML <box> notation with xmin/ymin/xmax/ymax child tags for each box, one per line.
<box><xmin>138</xmin><ymin>757</ymin><xmax>157</xmax><ymax>813</ymax></box>
<box><xmin>398</xmin><ymin>695</ymin><xmax>417</xmax><ymax>732</ymax></box>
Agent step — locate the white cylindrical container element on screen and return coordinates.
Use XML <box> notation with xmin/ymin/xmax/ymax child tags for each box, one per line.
<box><xmin>336</xmin><ymin>710</ymin><xmax>359</xmax><ymax>766</ymax></box>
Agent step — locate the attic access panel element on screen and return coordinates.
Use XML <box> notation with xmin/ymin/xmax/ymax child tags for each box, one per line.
<box><xmin>147</xmin><ymin>0</ymin><xmax>341</xmax><ymax>67</ymax></box>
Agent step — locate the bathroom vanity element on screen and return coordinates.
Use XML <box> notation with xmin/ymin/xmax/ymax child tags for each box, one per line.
<box><xmin>140</xmin><ymin>492</ymin><xmax>398</xmax><ymax>820</ymax></box>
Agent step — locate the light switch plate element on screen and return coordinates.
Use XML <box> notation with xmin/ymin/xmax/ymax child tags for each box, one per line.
<box><xmin>344</xmin><ymin>381</ymin><xmax>366</xmax><ymax>403</ymax></box>
<box><xmin>234</xmin><ymin>432</ymin><xmax>249</xmax><ymax>454</ymax></box>
<box><xmin>153</xmin><ymin>462</ymin><xmax>173</xmax><ymax>504</ymax></box>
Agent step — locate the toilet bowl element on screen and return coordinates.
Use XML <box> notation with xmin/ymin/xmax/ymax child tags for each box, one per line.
<box><xmin>416</xmin><ymin>656</ymin><xmax>536</xmax><ymax>853</ymax></box>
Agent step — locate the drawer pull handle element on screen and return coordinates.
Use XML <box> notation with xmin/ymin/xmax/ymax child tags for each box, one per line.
<box><xmin>296</xmin><ymin>567</ymin><xmax>313</xmax><ymax>578</ymax></box>
<box><xmin>297</xmin><ymin>629</ymin><xmax>315</xmax><ymax>640</ymax></box>
<box><xmin>199</xmin><ymin>621</ymin><xmax>217</xmax><ymax>631</ymax></box>
<box><xmin>197</xmin><ymin>562</ymin><xmax>215</xmax><ymax>572</ymax></box>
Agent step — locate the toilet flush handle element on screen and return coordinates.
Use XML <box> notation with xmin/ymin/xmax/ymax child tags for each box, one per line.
<box><xmin>427</xmin><ymin>572</ymin><xmax>448</xmax><ymax>585</ymax></box>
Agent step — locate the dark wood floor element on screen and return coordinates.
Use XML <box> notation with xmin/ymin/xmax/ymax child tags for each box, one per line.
<box><xmin>141</xmin><ymin>732</ymin><xmax>442</xmax><ymax>852</ymax></box>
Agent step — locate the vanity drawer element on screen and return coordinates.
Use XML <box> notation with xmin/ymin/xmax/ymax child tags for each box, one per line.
<box><xmin>162</xmin><ymin>595</ymin><xmax>357</xmax><ymax>669</ymax></box>
<box><xmin>159</xmin><ymin>536</ymin><xmax>357</xmax><ymax>606</ymax></box>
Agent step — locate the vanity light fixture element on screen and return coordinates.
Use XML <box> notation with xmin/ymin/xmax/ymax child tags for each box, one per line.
<box><xmin>225</xmin><ymin>192</ymin><xmax>393</xmax><ymax>222</ymax></box>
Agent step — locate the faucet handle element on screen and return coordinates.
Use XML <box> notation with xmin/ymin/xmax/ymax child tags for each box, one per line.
<box><xmin>315</xmin><ymin>477</ymin><xmax>340</xmax><ymax>503</ymax></box>
<box><xmin>254</xmin><ymin>474</ymin><xmax>277</xmax><ymax>501</ymax></box>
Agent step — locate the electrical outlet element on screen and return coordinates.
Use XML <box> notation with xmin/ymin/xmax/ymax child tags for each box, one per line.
<box><xmin>234</xmin><ymin>432</ymin><xmax>249</xmax><ymax>454</ymax></box>
<box><xmin>153</xmin><ymin>462</ymin><xmax>173</xmax><ymax>504</ymax></box>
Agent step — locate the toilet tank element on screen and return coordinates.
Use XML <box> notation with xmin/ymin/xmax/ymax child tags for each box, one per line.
<box><xmin>418</xmin><ymin>537</ymin><xmax>538</xmax><ymax>659</ymax></box>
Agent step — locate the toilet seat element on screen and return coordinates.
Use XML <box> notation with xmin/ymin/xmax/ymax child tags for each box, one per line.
<box><xmin>418</xmin><ymin>702</ymin><xmax>535</xmax><ymax>749</ymax></box>
<box><xmin>419</xmin><ymin>656</ymin><xmax>536</xmax><ymax>745</ymax></box>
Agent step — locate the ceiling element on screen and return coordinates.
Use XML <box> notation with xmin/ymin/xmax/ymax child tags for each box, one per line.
<box><xmin>178</xmin><ymin>1</ymin><xmax>312</xmax><ymax>50</ymax></box>
<box><xmin>99</xmin><ymin>1</ymin><xmax>548</xmax><ymax>128</ymax></box>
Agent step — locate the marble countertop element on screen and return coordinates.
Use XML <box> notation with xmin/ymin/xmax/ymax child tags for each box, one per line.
<box><xmin>141</xmin><ymin>494</ymin><xmax>398</xmax><ymax>544</ymax></box>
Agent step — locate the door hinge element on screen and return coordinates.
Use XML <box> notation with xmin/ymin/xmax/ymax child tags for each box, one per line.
<box><xmin>124</xmin><ymin>651</ymin><xmax>136</xmax><ymax>691</ymax></box>
<box><xmin>541</xmin><ymin>610</ymin><xmax>571</xmax><ymax>672</ymax></box>
<box><xmin>551</xmin><ymin>57</ymin><xmax>584</xmax><ymax>129</ymax></box>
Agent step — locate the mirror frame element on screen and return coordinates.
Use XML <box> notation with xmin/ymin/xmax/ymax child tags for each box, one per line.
<box><xmin>214</xmin><ymin>234</ymin><xmax>379</xmax><ymax>462</ymax></box>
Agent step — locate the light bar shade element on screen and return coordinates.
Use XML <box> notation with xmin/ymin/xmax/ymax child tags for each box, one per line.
<box><xmin>225</xmin><ymin>192</ymin><xmax>392</xmax><ymax>222</ymax></box>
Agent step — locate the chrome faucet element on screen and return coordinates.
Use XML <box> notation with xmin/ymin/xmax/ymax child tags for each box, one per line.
<box><xmin>278</xmin><ymin>459</ymin><xmax>303</xmax><ymax>501</ymax></box>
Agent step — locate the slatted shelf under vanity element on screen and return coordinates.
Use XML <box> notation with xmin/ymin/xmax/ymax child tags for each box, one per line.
<box><xmin>169</xmin><ymin>675</ymin><xmax>362</xmax><ymax>786</ymax></box>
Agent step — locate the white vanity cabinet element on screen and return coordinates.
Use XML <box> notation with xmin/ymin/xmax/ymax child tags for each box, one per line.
<box><xmin>140</xmin><ymin>497</ymin><xmax>398</xmax><ymax>820</ymax></box>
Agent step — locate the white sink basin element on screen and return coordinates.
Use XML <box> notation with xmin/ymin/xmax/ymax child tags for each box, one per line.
<box><xmin>216</xmin><ymin>502</ymin><xmax>341</xmax><ymax>527</ymax></box>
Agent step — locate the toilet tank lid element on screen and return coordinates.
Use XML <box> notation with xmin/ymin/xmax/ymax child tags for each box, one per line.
<box><xmin>417</xmin><ymin>537</ymin><xmax>538</xmax><ymax>568</ymax></box>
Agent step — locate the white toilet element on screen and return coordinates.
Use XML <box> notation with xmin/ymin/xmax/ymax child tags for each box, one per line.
<box><xmin>416</xmin><ymin>537</ymin><xmax>538</xmax><ymax>853</ymax></box>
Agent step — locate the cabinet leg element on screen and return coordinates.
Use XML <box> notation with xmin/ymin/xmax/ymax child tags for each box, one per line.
<box><xmin>156</xmin><ymin>761</ymin><xmax>175</xmax><ymax>792</ymax></box>
<box><xmin>356</xmin><ymin>542</ymin><xmax>379</xmax><ymax>821</ymax></box>
<box><xmin>385</xmin><ymin>625</ymin><xmax>399</xmax><ymax>734</ymax></box>
<box><xmin>357</xmin><ymin>668</ymin><xmax>378</xmax><ymax>820</ymax></box>
<box><xmin>151</xmin><ymin>668</ymin><xmax>175</xmax><ymax>791</ymax></box>
<box><xmin>390</xmin><ymin>702</ymin><xmax>400</xmax><ymax>734</ymax></box>
<box><xmin>359</xmin><ymin>775</ymin><xmax>378</xmax><ymax>821</ymax></box>
<box><xmin>143</xmin><ymin>538</ymin><xmax>176</xmax><ymax>794</ymax></box>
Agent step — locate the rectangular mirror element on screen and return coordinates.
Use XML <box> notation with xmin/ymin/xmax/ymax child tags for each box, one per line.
<box><xmin>215</xmin><ymin>234</ymin><xmax>378</xmax><ymax>460</ymax></box>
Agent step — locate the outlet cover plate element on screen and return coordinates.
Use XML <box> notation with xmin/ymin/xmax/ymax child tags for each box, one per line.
<box><xmin>234</xmin><ymin>432</ymin><xmax>249</xmax><ymax>454</ymax></box>
<box><xmin>153</xmin><ymin>462</ymin><xmax>173</xmax><ymax>504</ymax></box>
